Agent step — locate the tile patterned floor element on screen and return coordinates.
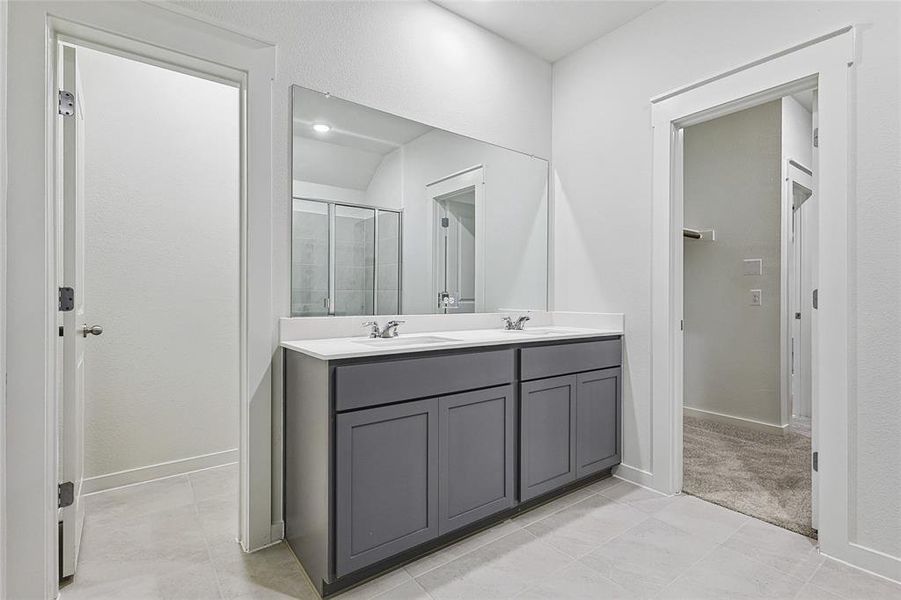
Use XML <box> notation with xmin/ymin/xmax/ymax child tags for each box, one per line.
<box><xmin>60</xmin><ymin>465</ymin><xmax>901</xmax><ymax>600</ymax></box>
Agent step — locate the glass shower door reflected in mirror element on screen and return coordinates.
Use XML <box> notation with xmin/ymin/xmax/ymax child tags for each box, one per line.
<box><xmin>292</xmin><ymin>197</ymin><xmax>402</xmax><ymax>317</ymax></box>
<box><xmin>291</xmin><ymin>199</ymin><xmax>329</xmax><ymax>316</ymax></box>
<box><xmin>333</xmin><ymin>205</ymin><xmax>375</xmax><ymax>316</ymax></box>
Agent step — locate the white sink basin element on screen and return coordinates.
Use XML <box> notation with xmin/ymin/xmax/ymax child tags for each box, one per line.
<box><xmin>353</xmin><ymin>335</ymin><xmax>460</xmax><ymax>346</ymax></box>
<box><xmin>500</xmin><ymin>328</ymin><xmax>573</xmax><ymax>336</ymax></box>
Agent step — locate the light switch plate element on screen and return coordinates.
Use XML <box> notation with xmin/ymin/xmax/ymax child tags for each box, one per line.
<box><xmin>750</xmin><ymin>289</ymin><xmax>762</xmax><ymax>306</ymax></box>
<box><xmin>743</xmin><ymin>258</ymin><xmax>762</xmax><ymax>276</ymax></box>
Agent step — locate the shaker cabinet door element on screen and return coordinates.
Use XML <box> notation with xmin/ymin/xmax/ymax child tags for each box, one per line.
<box><xmin>439</xmin><ymin>385</ymin><xmax>515</xmax><ymax>535</ymax></box>
<box><xmin>335</xmin><ymin>398</ymin><xmax>439</xmax><ymax>577</ymax></box>
<box><xmin>575</xmin><ymin>368</ymin><xmax>621</xmax><ymax>478</ymax></box>
<box><xmin>519</xmin><ymin>375</ymin><xmax>578</xmax><ymax>501</ymax></box>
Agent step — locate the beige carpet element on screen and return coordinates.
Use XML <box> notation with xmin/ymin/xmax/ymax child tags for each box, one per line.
<box><xmin>683</xmin><ymin>415</ymin><xmax>816</xmax><ymax>538</ymax></box>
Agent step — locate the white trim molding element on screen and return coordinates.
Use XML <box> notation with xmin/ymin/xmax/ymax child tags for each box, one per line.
<box><xmin>6</xmin><ymin>3</ymin><xmax>276</xmax><ymax>597</ymax></box>
<box><xmin>82</xmin><ymin>450</ymin><xmax>238</xmax><ymax>496</ymax></box>
<box><xmin>648</xmin><ymin>26</ymin><xmax>881</xmax><ymax>577</ymax></box>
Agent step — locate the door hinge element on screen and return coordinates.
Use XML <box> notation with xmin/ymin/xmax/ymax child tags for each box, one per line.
<box><xmin>812</xmin><ymin>288</ymin><xmax>818</xmax><ymax>310</ymax></box>
<box><xmin>58</xmin><ymin>90</ymin><xmax>75</xmax><ymax>117</ymax></box>
<box><xmin>812</xmin><ymin>451</ymin><xmax>819</xmax><ymax>472</ymax></box>
<box><xmin>58</xmin><ymin>481</ymin><xmax>74</xmax><ymax>508</ymax></box>
<box><xmin>440</xmin><ymin>217</ymin><xmax>449</xmax><ymax>228</ymax></box>
<box><xmin>813</xmin><ymin>128</ymin><xmax>819</xmax><ymax>148</ymax></box>
<box><xmin>59</xmin><ymin>326</ymin><xmax>64</xmax><ymax>337</ymax></box>
<box><xmin>680</xmin><ymin>319</ymin><xmax>684</xmax><ymax>331</ymax></box>
<box><xmin>59</xmin><ymin>287</ymin><xmax>75</xmax><ymax>312</ymax></box>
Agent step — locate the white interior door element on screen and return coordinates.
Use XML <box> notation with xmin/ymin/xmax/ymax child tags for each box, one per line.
<box><xmin>58</xmin><ymin>44</ymin><xmax>89</xmax><ymax>579</ymax></box>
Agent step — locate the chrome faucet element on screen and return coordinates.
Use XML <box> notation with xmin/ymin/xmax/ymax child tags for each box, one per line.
<box><xmin>362</xmin><ymin>319</ymin><xmax>406</xmax><ymax>338</ymax></box>
<box><xmin>362</xmin><ymin>321</ymin><xmax>381</xmax><ymax>338</ymax></box>
<box><xmin>502</xmin><ymin>315</ymin><xmax>531</xmax><ymax>330</ymax></box>
<box><xmin>380</xmin><ymin>320</ymin><xmax>405</xmax><ymax>338</ymax></box>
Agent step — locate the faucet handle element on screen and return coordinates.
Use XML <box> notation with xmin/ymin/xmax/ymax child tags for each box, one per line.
<box><xmin>502</xmin><ymin>316</ymin><xmax>515</xmax><ymax>330</ymax></box>
<box><xmin>381</xmin><ymin>320</ymin><xmax>405</xmax><ymax>338</ymax></box>
<box><xmin>362</xmin><ymin>321</ymin><xmax>381</xmax><ymax>338</ymax></box>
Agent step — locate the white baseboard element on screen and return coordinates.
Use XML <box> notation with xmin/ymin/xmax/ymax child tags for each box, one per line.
<box><xmin>822</xmin><ymin>542</ymin><xmax>901</xmax><ymax>585</ymax></box>
<box><xmin>270</xmin><ymin>521</ymin><xmax>285</xmax><ymax>542</ymax></box>
<box><xmin>612</xmin><ymin>463</ymin><xmax>655</xmax><ymax>489</ymax></box>
<box><xmin>684</xmin><ymin>406</ymin><xmax>788</xmax><ymax>434</ymax></box>
<box><xmin>83</xmin><ymin>448</ymin><xmax>238</xmax><ymax>495</ymax></box>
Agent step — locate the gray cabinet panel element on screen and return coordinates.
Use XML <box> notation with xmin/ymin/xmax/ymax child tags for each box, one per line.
<box><xmin>520</xmin><ymin>375</ymin><xmax>577</xmax><ymax>501</ymax></box>
<box><xmin>521</xmin><ymin>339</ymin><xmax>622</xmax><ymax>381</ymax></box>
<box><xmin>439</xmin><ymin>385</ymin><xmax>515</xmax><ymax>535</ymax></box>
<box><xmin>576</xmin><ymin>368</ymin><xmax>621</xmax><ymax>478</ymax></box>
<box><xmin>335</xmin><ymin>399</ymin><xmax>439</xmax><ymax>577</ymax></box>
<box><xmin>334</xmin><ymin>349</ymin><xmax>515</xmax><ymax>411</ymax></box>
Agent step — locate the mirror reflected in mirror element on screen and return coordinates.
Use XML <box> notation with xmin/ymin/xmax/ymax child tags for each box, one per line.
<box><xmin>291</xmin><ymin>85</ymin><xmax>549</xmax><ymax>317</ymax></box>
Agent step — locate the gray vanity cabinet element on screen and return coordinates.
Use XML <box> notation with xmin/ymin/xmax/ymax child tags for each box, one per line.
<box><xmin>284</xmin><ymin>335</ymin><xmax>621</xmax><ymax>596</ymax></box>
<box><xmin>576</xmin><ymin>368</ymin><xmax>621</xmax><ymax>478</ymax></box>
<box><xmin>335</xmin><ymin>398</ymin><xmax>439</xmax><ymax>578</ymax></box>
<box><xmin>439</xmin><ymin>385</ymin><xmax>515</xmax><ymax>535</ymax></box>
<box><xmin>519</xmin><ymin>375</ymin><xmax>578</xmax><ymax>501</ymax></box>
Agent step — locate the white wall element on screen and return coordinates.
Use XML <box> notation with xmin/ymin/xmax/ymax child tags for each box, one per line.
<box><xmin>683</xmin><ymin>101</ymin><xmax>783</xmax><ymax>427</ymax></box>
<box><xmin>401</xmin><ymin>129</ymin><xmax>548</xmax><ymax>314</ymax></box>
<box><xmin>171</xmin><ymin>0</ymin><xmax>552</xmax><ymax>527</ymax></box>
<box><xmin>78</xmin><ymin>48</ymin><xmax>240</xmax><ymax>482</ymax></box>
<box><xmin>553</xmin><ymin>0</ymin><xmax>900</xmax><ymax>565</ymax></box>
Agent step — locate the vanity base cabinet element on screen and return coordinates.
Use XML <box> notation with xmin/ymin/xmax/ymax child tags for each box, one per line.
<box><xmin>439</xmin><ymin>385</ymin><xmax>515</xmax><ymax>535</ymax></box>
<box><xmin>335</xmin><ymin>399</ymin><xmax>439</xmax><ymax>578</ymax></box>
<box><xmin>576</xmin><ymin>368</ymin><xmax>621</xmax><ymax>478</ymax></box>
<box><xmin>519</xmin><ymin>375</ymin><xmax>577</xmax><ymax>502</ymax></box>
<box><xmin>284</xmin><ymin>335</ymin><xmax>621</xmax><ymax>596</ymax></box>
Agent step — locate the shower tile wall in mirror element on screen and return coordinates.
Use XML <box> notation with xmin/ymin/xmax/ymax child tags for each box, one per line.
<box><xmin>291</xmin><ymin>85</ymin><xmax>549</xmax><ymax>317</ymax></box>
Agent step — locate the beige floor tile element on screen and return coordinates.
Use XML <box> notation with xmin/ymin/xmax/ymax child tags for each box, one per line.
<box><xmin>723</xmin><ymin>519</ymin><xmax>819</xmax><ymax>578</ymax></box>
<box><xmin>189</xmin><ymin>463</ymin><xmax>239</xmax><ymax>503</ymax></box>
<box><xmin>372</xmin><ymin>579</ymin><xmax>432</xmax><ymax>600</ymax></box>
<box><xmin>794</xmin><ymin>582</ymin><xmax>843</xmax><ymax>600</ymax></box>
<box><xmin>808</xmin><ymin>558</ymin><xmax>901</xmax><ymax>600</ymax></box>
<box><xmin>416</xmin><ymin>529</ymin><xmax>574</xmax><ymax>600</ymax></box>
<box><xmin>60</xmin><ymin>573</ymin><xmax>160</xmax><ymax>600</ymax></box>
<box><xmin>598</xmin><ymin>481</ymin><xmax>678</xmax><ymax>514</ymax></box>
<box><xmin>404</xmin><ymin>521</ymin><xmax>523</xmax><ymax>578</ymax></box>
<box><xmin>196</xmin><ymin>493</ymin><xmax>240</xmax><ymax>546</ymax></box>
<box><xmin>654</xmin><ymin>494</ymin><xmax>749</xmax><ymax>543</ymax></box>
<box><xmin>516</xmin><ymin>561</ymin><xmax>633</xmax><ymax>599</ymax></box>
<box><xmin>510</xmin><ymin>486</ymin><xmax>599</xmax><ymax>527</ymax></box>
<box><xmin>525</xmin><ymin>494</ymin><xmax>648</xmax><ymax>558</ymax></box>
<box><xmin>83</xmin><ymin>475</ymin><xmax>195</xmax><ymax>526</ymax></box>
<box><xmin>76</xmin><ymin>505</ymin><xmax>210</xmax><ymax>584</ymax></box>
<box><xmin>212</xmin><ymin>541</ymin><xmax>316</xmax><ymax>600</ymax></box>
<box><xmin>580</xmin><ymin>517</ymin><xmax>717</xmax><ymax>598</ymax></box>
<box><xmin>657</xmin><ymin>546</ymin><xmax>806</xmax><ymax>599</ymax></box>
<box><xmin>336</xmin><ymin>568</ymin><xmax>414</xmax><ymax>600</ymax></box>
<box><xmin>588</xmin><ymin>475</ymin><xmax>627</xmax><ymax>494</ymax></box>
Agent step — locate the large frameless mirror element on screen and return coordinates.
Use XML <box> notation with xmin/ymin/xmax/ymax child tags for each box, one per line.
<box><xmin>291</xmin><ymin>85</ymin><xmax>549</xmax><ymax>316</ymax></box>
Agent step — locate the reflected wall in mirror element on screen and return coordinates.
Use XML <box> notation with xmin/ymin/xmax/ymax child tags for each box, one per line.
<box><xmin>291</xmin><ymin>85</ymin><xmax>549</xmax><ymax>316</ymax></box>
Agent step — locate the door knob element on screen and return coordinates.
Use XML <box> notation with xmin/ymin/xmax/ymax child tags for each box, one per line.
<box><xmin>81</xmin><ymin>324</ymin><xmax>103</xmax><ymax>338</ymax></box>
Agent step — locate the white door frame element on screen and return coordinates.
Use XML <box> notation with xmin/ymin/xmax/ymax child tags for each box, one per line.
<box><xmin>427</xmin><ymin>165</ymin><xmax>485</xmax><ymax>313</ymax></box>
<box><xmin>6</xmin><ymin>3</ymin><xmax>275</xmax><ymax>597</ymax></box>
<box><xmin>784</xmin><ymin>159</ymin><xmax>814</xmax><ymax>426</ymax></box>
<box><xmin>650</xmin><ymin>27</ymin><xmax>860</xmax><ymax>567</ymax></box>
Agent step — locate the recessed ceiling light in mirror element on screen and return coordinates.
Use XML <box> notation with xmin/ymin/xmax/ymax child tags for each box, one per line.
<box><xmin>312</xmin><ymin>123</ymin><xmax>331</xmax><ymax>134</ymax></box>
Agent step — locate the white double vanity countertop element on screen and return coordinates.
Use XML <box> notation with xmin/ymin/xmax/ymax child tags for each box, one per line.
<box><xmin>281</xmin><ymin>314</ymin><xmax>624</xmax><ymax>360</ymax></box>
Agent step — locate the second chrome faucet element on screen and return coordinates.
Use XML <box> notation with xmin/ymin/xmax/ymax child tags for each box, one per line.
<box><xmin>502</xmin><ymin>315</ymin><xmax>531</xmax><ymax>330</ymax></box>
<box><xmin>362</xmin><ymin>320</ymin><xmax>406</xmax><ymax>338</ymax></box>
